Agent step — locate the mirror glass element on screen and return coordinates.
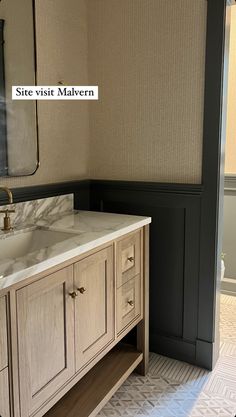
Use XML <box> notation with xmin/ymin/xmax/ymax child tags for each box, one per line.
<box><xmin>0</xmin><ymin>0</ymin><xmax>38</xmax><ymax>177</ymax></box>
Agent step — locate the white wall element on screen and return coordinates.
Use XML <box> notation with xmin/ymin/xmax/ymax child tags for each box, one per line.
<box><xmin>225</xmin><ymin>6</ymin><xmax>236</xmax><ymax>175</ymax></box>
<box><xmin>223</xmin><ymin>6</ymin><xmax>236</xmax><ymax>280</ymax></box>
<box><xmin>223</xmin><ymin>192</ymin><xmax>236</xmax><ymax>279</ymax></box>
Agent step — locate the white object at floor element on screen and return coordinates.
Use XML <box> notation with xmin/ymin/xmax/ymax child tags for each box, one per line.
<box><xmin>221</xmin><ymin>259</ymin><xmax>225</xmax><ymax>281</ymax></box>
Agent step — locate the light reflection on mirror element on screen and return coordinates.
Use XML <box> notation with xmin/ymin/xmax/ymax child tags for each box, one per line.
<box><xmin>0</xmin><ymin>0</ymin><xmax>39</xmax><ymax>177</ymax></box>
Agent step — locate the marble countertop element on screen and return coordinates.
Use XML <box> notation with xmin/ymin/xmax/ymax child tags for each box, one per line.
<box><xmin>0</xmin><ymin>210</ymin><xmax>151</xmax><ymax>291</ymax></box>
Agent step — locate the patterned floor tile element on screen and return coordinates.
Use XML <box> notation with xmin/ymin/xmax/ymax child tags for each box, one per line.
<box><xmin>149</xmin><ymin>353</ymin><xmax>209</xmax><ymax>387</ymax></box>
<box><xmin>204</xmin><ymin>355</ymin><xmax>236</xmax><ymax>402</ymax></box>
<box><xmin>220</xmin><ymin>304</ymin><xmax>236</xmax><ymax>344</ymax></box>
<box><xmin>98</xmin><ymin>295</ymin><xmax>236</xmax><ymax>417</ymax></box>
<box><xmin>220</xmin><ymin>341</ymin><xmax>236</xmax><ymax>358</ymax></box>
<box><xmin>221</xmin><ymin>294</ymin><xmax>236</xmax><ymax>306</ymax></box>
<box><xmin>99</xmin><ymin>374</ymin><xmax>199</xmax><ymax>417</ymax></box>
<box><xmin>189</xmin><ymin>392</ymin><xmax>236</xmax><ymax>417</ymax></box>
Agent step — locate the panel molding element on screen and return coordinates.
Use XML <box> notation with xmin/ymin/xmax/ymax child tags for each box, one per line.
<box><xmin>90</xmin><ymin>179</ymin><xmax>202</xmax><ymax>366</ymax></box>
<box><xmin>0</xmin><ymin>179</ymin><xmax>91</xmax><ymax>209</ymax></box>
<box><xmin>91</xmin><ymin>180</ymin><xmax>203</xmax><ymax>196</ymax></box>
<box><xmin>225</xmin><ymin>175</ymin><xmax>236</xmax><ymax>192</ymax></box>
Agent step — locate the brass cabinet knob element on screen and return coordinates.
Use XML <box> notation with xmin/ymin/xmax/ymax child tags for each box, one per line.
<box><xmin>127</xmin><ymin>300</ymin><xmax>134</xmax><ymax>307</ymax></box>
<box><xmin>77</xmin><ymin>287</ymin><xmax>86</xmax><ymax>294</ymax></box>
<box><xmin>69</xmin><ymin>291</ymin><xmax>78</xmax><ymax>299</ymax></box>
<box><xmin>127</xmin><ymin>256</ymin><xmax>134</xmax><ymax>262</ymax></box>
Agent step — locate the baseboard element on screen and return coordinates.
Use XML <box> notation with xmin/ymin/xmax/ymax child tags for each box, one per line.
<box><xmin>195</xmin><ymin>339</ymin><xmax>219</xmax><ymax>371</ymax></box>
<box><xmin>221</xmin><ymin>277</ymin><xmax>236</xmax><ymax>296</ymax></box>
<box><xmin>151</xmin><ymin>333</ymin><xmax>218</xmax><ymax>370</ymax></box>
<box><xmin>150</xmin><ymin>333</ymin><xmax>196</xmax><ymax>365</ymax></box>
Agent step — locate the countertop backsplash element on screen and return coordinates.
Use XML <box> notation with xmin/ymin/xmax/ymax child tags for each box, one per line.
<box><xmin>0</xmin><ymin>194</ymin><xmax>74</xmax><ymax>227</ymax></box>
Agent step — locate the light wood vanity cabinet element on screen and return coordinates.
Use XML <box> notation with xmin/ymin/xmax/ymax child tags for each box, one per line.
<box><xmin>1</xmin><ymin>225</ymin><xmax>149</xmax><ymax>417</ymax></box>
<box><xmin>0</xmin><ymin>368</ymin><xmax>11</xmax><ymax>417</ymax></box>
<box><xmin>0</xmin><ymin>296</ymin><xmax>10</xmax><ymax>417</ymax></box>
<box><xmin>0</xmin><ymin>296</ymin><xmax>8</xmax><ymax>372</ymax></box>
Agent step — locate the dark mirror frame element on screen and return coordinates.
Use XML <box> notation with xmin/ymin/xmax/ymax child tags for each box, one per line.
<box><xmin>0</xmin><ymin>2</ymin><xmax>39</xmax><ymax>178</ymax></box>
<box><xmin>0</xmin><ymin>19</ymin><xmax>7</xmax><ymax>176</ymax></box>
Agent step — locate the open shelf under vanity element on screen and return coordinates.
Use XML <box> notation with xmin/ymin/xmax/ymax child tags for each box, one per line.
<box><xmin>45</xmin><ymin>345</ymin><xmax>143</xmax><ymax>417</ymax></box>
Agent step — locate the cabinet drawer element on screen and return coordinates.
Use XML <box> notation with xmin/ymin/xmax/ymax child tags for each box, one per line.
<box><xmin>117</xmin><ymin>275</ymin><xmax>142</xmax><ymax>335</ymax></box>
<box><xmin>0</xmin><ymin>296</ymin><xmax>8</xmax><ymax>371</ymax></box>
<box><xmin>117</xmin><ymin>230</ymin><xmax>141</xmax><ymax>288</ymax></box>
<box><xmin>0</xmin><ymin>368</ymin><xmax>10</xmax><ymax>417</ymax></box>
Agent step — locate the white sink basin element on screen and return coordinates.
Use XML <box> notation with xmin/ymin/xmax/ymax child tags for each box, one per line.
<box><xmin>0</xmin><ymin>229</ymin><xmax>74</xmax><ymax>261</ymax></box>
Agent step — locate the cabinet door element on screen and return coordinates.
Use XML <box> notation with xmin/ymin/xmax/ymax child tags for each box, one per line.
<box><xmin>16</xmin><ymin>267</ymin><xmax>75</xmax><ymax>417</ymax></box>
<box><xmin>74</xmin><ymin>246</ymin><xmax>114</xmax><ymax>371</ymax></box>
<box><xmin>0</xmin><ymin>368</ymin><xmax>10</xmax><ymax>417</ymax></box>
<box><xmin>0</xmin><ymin>296</ymin><xmax>8</xmax><ymax>371</ymax></box>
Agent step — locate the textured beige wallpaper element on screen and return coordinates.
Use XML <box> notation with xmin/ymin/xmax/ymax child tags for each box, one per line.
<box><xmin>1</xmin><ymin>0</ymin><xmax>90</xmax><ymax>187</ymax></box>
<box><xmin>225</xmin><ymin>6</ymin><xmax>236</xmax><ymax>175</ymax></box>
<box><xmin>88</xmin><ymin>0</ymin><xmax>207</xmax><ymax>183</ymax></box>
<box><xmin>1</xmin><ymin>0</ymin><xmax>207</xmax><ymax>188</ymax></box>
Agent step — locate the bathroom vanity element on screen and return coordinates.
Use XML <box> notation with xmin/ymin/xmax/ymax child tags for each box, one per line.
<box><xmin>0</xmin><ymin>196</ymin><xmax>151</xmax><ymax>417</ymax></box>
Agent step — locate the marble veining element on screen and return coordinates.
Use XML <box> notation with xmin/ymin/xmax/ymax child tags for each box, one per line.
<box><xmin>0</xmin><ymin>193</ymin><xmax>74</xmax><ymax>229</ymax></box>
<box><xmin>0</xmin><ymin>208</ymin><xmax>151</xmax><ymax>291</ymax></box>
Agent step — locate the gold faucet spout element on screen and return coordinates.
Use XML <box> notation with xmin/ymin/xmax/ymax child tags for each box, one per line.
<box><xmin>0</xmin><ymin>187</ymin><xmax>13</xmax><ymax>204</ymax></box>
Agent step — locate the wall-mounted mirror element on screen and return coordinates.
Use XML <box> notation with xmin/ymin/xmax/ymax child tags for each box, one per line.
<box><xmin>0</xmin><ymin>0</ymin><xmax>38</xmax><ymax>177</ymax></box>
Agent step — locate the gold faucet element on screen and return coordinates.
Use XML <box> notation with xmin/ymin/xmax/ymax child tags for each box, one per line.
<box><xmin>0</xmin><ymin>187</ymin><xmax>15</xmax><ymax>232</ymax></box>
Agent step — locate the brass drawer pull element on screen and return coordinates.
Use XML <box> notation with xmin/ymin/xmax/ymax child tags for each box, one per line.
<box><xmin>127</xmin><ymin>256</ymin><xmax>134</xmax><ymax>262</ymax></box>
<box><xmin>69</xmin><ymin>291</ymin><xmax>78</xmax><ymax>299</ymax></box>
<box><xmin>77</xmin><ymin>287</ymin><xmax>86</xmax><ymax>294</ymax></box>
<box><xmin>127</xmin><ymin>300</ymin><xmax>134</xmax><ymax>307</ymax></box>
